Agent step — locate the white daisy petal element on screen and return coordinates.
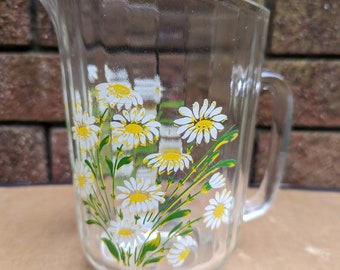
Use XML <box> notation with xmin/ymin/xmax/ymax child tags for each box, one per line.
<box><xmin>142</xmin><ymin>114</ymin><xmax>156</xmax><ymax>124</ymax></box>
<box><xmin>210</xmin><ymin>106</ymin><xmax>223</xmax><ymax>117</ymax></box>
<box><xmin>167</xmin><ymin>236</ymin><xmax>197</xmax><ymax>267</ymax></box>
<box><xmin>204</xmin><ymin>101</ymin><xmax>216</xmax><ymax>117</ymax></box>
<box><xmin>174</xmin><ymin>100</ymin><xmax>228</xmax><ymax>144</ymax></box>
<box><xmin>107</xmin><ymin>218</ymin><xmax>145</xmax><ymax>249</ymax></box>
<box><xmin>110</xmin><ymin>108</ymin><xmax>160</xmax><ymax>148</ymax></box>
<box><xmin>176</xmin><ymin>123</ymin><xmax>191</xmax><ymax>135</ymax></box>
<box><xmin>192</xmin><ymin>102</ymin><xmax>200</xmax><ymax>119</ymax></box>
<box><xmin>73</xmin><ymin>160</ymin><xmax>94</xmax><ymax>198</ymax></box>
<box><xmin>181</xmin><ymin>127</ymin><xmax>194</xmax><ymax>140</ymax></box>
<box><xmin>203</xmin><ymin>189</ymin><xmax>233</xmax><ymax>230</ymax></box>
<box><xmin>200</xmin><ymin>99</ymin><xmax>209</xmax><ymax>117</ymax></box>
<box><xmin>214</xmin><ymin>122</ymin><xmax>224</xmax><ymax>130</ymax></box>
<box><xmin>196</xmin><ymin>131</ymin><xmax>203</xmax><ymax>144</ymax></box>
<box><xmin>95</xmin><ymin>82</ymin><xmax>143</xmax><ymax>110</ymax></box>
<box><xmin>210</xmin><ymin>127</ymin><xmax>218</xmax><ymax>139</ymax></box>
<box><xmin>187</xmin><ymin>131</ymin><xmax>197</xmax><ymax>143</ymax></box>
<box><xmin>178</xmin><ymin>106</ymin><xmax>193</xmax><ymax>117</ymax></box>
<box><xmin>72</xmin><ymin>111</ymin><xmax>100</xmax><ymax>151</ymax></box>
<box><xmin>204</xmin><ymin>130</ymin><xmax>210</xmax><ymax>143</ymax></box>
<box><xmin>116</xmin><ymin>177</ymin><xmax>164</xmax><ymax>213</ymax></box>
<box><xmin>144</xmin><ymin>145</ymin><xmax>193</xmax><ymax>175</ymax></box>
<box><xmin>209</xmin><ymin>172</ymin><xmax>226</xmax><ymax>189</ymax></box>
<box><xmin>212</xmin><ymin>114</ymin><xmax>227</xmax><ymax>122</ymax></box>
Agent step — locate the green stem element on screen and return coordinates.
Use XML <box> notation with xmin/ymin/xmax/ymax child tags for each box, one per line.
<box><xmin>111</xmin><ymin>149</ymin><xmax>121</xmax><ymax>201</ymax></box>
<box><xmin>141</xmin><ymin>215</ymin><xmax>202</xmax><ymax>266</ymax></box>
<box><xmin>183</xmin><ymin>126</ymin><xmax>235</xmax><ymax>184</ymax></box>
<box><xmin>155</xmin><ymin>164</ymin><xmax>218</xmax><ymax>227</ymax></box>
<box><xmin>162</xmin><ymin>126</ymin><xmax>236</xmax><ymax>208</ymax></box>
<box><xmin>92</xmin><ymin>149</ymin><xmax>112</xmax><ymax>219</ymax></box>
<box><xmin>97</xmin><ymin>108</ymin><xmax>113</xmax><ymax>213</ymax></box>
<box><xmin>86</xmin><ymin>199</ymin><xmax>111</xmax><ymax>237</ymax></box>
<box><xmin>90</xmin><ymin>189</ymin><xmax>110</xmax><ymax>223</ymax></box>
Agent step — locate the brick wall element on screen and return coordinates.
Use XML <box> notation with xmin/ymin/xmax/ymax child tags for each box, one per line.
<box><xmin>0</xmin><ymin>0</ymin><xmax>339</xmax><ymax>189</ymax></box>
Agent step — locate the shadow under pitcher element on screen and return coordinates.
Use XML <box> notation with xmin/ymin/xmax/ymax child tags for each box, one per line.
<box><xmin>40</xmin><ymin>0</ymin><xmax>293</xmax><ymax>269</ymax></box>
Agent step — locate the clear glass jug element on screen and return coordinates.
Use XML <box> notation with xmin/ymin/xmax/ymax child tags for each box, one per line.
<box><xmin>40</xmin><ymin>0</ymin><xmax>293</xmax><ymax>269</ymax></box>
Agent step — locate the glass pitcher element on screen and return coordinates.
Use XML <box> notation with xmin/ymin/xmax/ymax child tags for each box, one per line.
<box><xmin>40</xmin><ymin>0</ymin><xmax>293</xmax><ymax>269</ymax></box>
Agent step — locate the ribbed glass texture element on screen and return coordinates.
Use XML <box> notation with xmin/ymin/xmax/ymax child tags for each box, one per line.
<box><xmin>40</xmin><ymin>1</ymin><xmax>292</xmax><ymax>269</ymax></box>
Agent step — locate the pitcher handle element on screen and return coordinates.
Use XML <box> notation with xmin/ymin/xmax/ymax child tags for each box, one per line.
<box><xmin>243</xmin><ymin>70</ymin><xmax>294</xmax><ymax>222</ymax></box>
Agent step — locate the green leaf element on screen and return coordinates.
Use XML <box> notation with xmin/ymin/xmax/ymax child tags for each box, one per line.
<box><xmin>186</xmin><ymin>143</ymin><xmax>194</xmax><ymax>154</ymax></box>
<box><xmin>105</xmin><ymin>156</ymin><xmax>114</xmax><ymax>175</ymax></box>
<box><xmin>99</xmin><ymin>135</ymin><xmax>110</xmax><ymax>152</ymax></box>
<box><xmin>120</xmin><ymin>247</ymin><xmax>126</xmax><ymax>265</ymax></box>
<box><xmin>134</xmin><ymin>214</ymin><xmax>141</xmax><ymax>223</ymax></box>
<box><xmin>179</xmin><ymin>228</ymin><xmax>193</xmax><ymax>236</ymax></box>
<box><xmin>159</xmin><ymin>118</ymin><xmax>174</xmax><ymax>125</ymax></box>
<box><xmin>207</xmin><ymin>151</ymin><xmax>220</xmax><ymax>163</ymax></box>
<box><xmin>188</xmin><ymin>217</ymin><xmax>202</xmax><ymax>225</ymax></box>
<box><xmin>188</xmin><ymin>194</ymin><xmax>196</xmax><ymax>202</ymax></box>
<box><xmin>223</xmin><ymin>129</ymin><xmax>239</xmax><ymax>142</ymax></box>
<box><xmin>100</xmin><ymin>108</ymin><xmax>109</xmax><ymax>120</ymax></box>
<box><xmin>86</xmin><ymin>219</ymin><xmax>99</xmax><ymax>225</ymax></box>
<box><xmin>82</xmin><ymin>199</ymin><xmax>89</xmax><ymax>206</ymax></box>
<box><xmin>142</xmin><ymin>256</ymin><xmax>164</xmax><ymax>267</ymax></box>
<box><xmin>168</xmin><ymin>222</ymin><xmax>183</xmax><ymax>237</ymax></box>
<box><xmin>213</xmin><ymin>129</ymin><xmax>239</xmax><ymax>151</ymax></box>
<box><xmin>159</xmin><ymin>100</ymin><xmax>185</xmax><ymax>109</ymax></box>
<box><xmin>138</xmin><ymin>232</ymin><xmax>161</xmax><ymax>264</ymax></box>
<box><xmin>156</xmin><ymin>178</ymin><xmax>162</xmax><ymax>185</ymax></box>
<box><xmin>116</xmin><ymin>144</ymin><xmax>123</xmax><ymax>152</ymax></box>
<box><xmin>118</xmin><ymin>209</ymin><xmax>124</xmax><ymax>220</ymax></box>
<box><xmin>135</xmin><ymin>144</ymin><xmax>158</xmax><ymax>154</ymax></box>
<box><xmin>160</xmin><ymin>209</ymin><xmax>191</xmax><ymax>226</ymax></box>
<box><xmin>117</xmin><ymin>156</ymin><xmax>133</xmax><ymax>170</ymax></box>
<box><xmin>84</xmin><ymin>159</ymin><xmax>96</xmax><ymax>177</ymax></box>
<box><xmin>89</xmin><ymin>193</ymin><xmax>95</xmax><ymax>203</ymax></box>
<box><xmin>102</xmin><ymin>238</ymin><xmax>120</xmax><ymax>261</ymax></box>
<box><xmin>211</xmin><ymin>159</ymin><xmax>236</xmax><ymax>169</ymax></box>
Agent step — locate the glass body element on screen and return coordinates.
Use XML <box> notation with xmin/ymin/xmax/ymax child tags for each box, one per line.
<box><xmin>41</xmin><ymin>0</ymin><xmax>293</xmax><ymax>269</ymax></box>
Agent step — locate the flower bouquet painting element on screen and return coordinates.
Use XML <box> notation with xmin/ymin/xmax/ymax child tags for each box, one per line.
<box><xmin>71</xmin><ymin>67</ymin><xmax>239</xmax><ymax>269</ymax></box>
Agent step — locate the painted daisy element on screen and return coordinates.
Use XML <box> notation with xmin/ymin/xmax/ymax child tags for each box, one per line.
<box><xmin>107</xmin><ymin>218</ymin><xmax>145</xmax><ymax>248</ymax></box>
<box><xmin>143</xmin><ymin>139</ymin><xmax>193</xmax><ymax>175</ymax></box>
<box><xmin>116</xmin><ymin>177</ymin><xmax>165</xmax><ymax>213</ymax></box>
<box><xmin>110</xmin><ymin>107</ymin><xmax>161</xmax><ymax>148</ymax></box>
<box><xmin>167</xmin><ymin>236</ymin><xmax>197</xmax><ymax>267</ymax></box>
<box><xmin>203</xmin><ymin>189</ymin><xmax>233</xmax><ymax>230</ymax></box>
<box><xmin>95</xmin><ymin>82</ymin><xmax>143</xmax><ymax>111</ymax></box>
<box><xmin>174</xmin><ymin>99</ymin><xmax>227</xmax><ymax>144</ymax></box>
<box><xmin>72</xmin><ymin>111</ymin><xmax>100</xmax><ymax>151</ymax></box>
<box><xmin>73</xmin><ymin>160</ymin><xmax>94</xmax><ymax>198</ymax></box>
<box><xmin>201</xmin><ymin>172</ymin><xmax>226</xmax><ymax>194</ymax></box>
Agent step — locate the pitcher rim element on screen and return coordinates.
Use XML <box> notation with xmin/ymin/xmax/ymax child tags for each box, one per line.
<box><xmin>231</xmin><ymin>0</ymin><xmax>270</xmax><ymax>14</ymax></box>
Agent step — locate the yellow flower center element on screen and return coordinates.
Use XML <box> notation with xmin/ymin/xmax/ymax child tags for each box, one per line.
<box><xmin>125</xmin><ymin>123</ymin><xmax>143</xmax><ymax>134</ymax></box>
<box><xmin>162</xmin><ymin>148</ymin><xmax>181</xmax><ymax>161</ymax></box>
<box><xmin>78</xmin><ymin>175</ymin><xmax>85</xmax><ymax>187</ymax></box>
<box><xmin>118</xmin><ymin>228</ymin><xmax>133</xmax><ymax>236</ymax></box>
<box><xmin>77</xmin><ymin>126</ymin><xmax>92</xmax><ymax>138</ymax></box>
<box><xmin>130</xmin><ymin>191</ymin><xmax>148</xmax><ymax>203</ymax></box>
<box><xmin>179</xmin><ymin>248</ymin><xmax>190</xmax><ymax>261</ymax></box>
<box><xmin>213</xmin><ymin>204</ymin><xmax>225</xmax><ymax>219</ymax></box>
<box><xmin>108</xmin><ymin>83</ymin><xmax>131</xmax><ymax>95</ymax></box>
<box><xmin>195</xmin><ymin>119</ymin><xmax>213</xmax><ymax>130</ymax></box>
